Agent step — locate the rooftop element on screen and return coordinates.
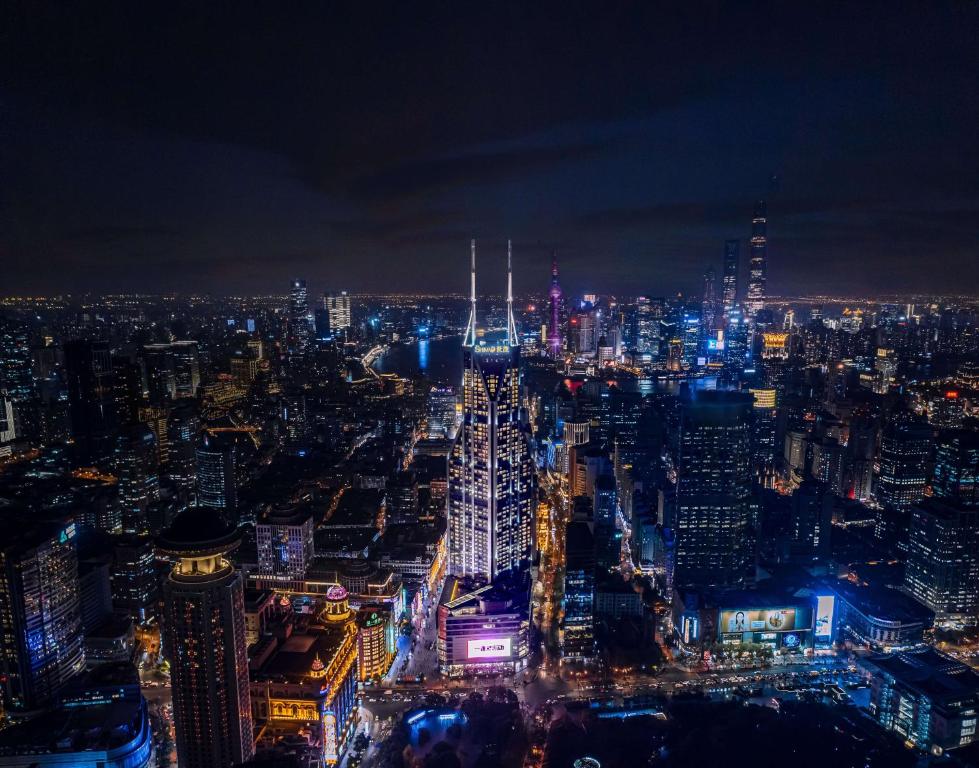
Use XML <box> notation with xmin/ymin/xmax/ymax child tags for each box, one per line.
<box><xmin>865</xmin><ymin>647</ymin><xmax>979</xmax><ymax>704</ymax></box>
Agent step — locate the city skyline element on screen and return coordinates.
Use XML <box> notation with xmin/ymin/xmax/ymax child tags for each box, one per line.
<box><xmin>3</xmin><ymin>5</ymin><xmax>979</xmax><ymax>768</ymax></box>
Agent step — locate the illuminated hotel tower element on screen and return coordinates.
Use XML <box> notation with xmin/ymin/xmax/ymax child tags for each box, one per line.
<box><xmin>547</xmin><ymin>255</ymin><xmax>563</xmax><ymax>358</ymax></box>
<box><xmin>746</xmin><ymin>200</ymin><xmax>767</xmax><ymax>319</ymax></box>
<box><xmin>448</xmin><ymin>241</ymin><xmax>535</xmax><ymax>584</ymax></box>
<box><xmin>159</xmin><ymin>508</ymin><xmax>254</xmax><ymax>768</ymax></box>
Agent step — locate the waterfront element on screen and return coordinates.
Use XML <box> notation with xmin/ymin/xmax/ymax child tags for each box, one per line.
<box><xmin>371</xmin><ymin>335</ymin><xmax>464</xmax><ymax>385</ymax></box>
<box><xmin>372</xmin><ymin>336</ymin><xmax>722</xmax><ymax>395</ymax></box>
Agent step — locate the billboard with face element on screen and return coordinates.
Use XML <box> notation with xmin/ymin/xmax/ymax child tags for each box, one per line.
<box><xmin>719</xmin><ymin>608</ymin><xmax>800</xmax><ymax>634</ymax></box>
<box><xmin>466</xmin><ymin>638</ymin><xmax>512</xmax><ymax>660</ymax></box>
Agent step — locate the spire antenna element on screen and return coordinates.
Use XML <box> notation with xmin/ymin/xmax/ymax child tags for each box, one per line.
<box><xmin>506</xmin><ymin>239</ymin><xmax>518</xmax><ymax>346</ymax></box>
<box><xmin>464</xmin><ymin>239</ymin><xmax>477</xmax><ymax>346</ymax></box>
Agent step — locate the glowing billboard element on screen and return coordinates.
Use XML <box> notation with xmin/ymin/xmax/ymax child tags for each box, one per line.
<box><xmin>814</xmin><ymin>595</ymin><xmax>835</xmax><ymax>639</ymax></box>
<box><xmin>466</xmin><ymin>638</ymin><xmax>512</xmax><ymax>660</ymax></box>
<box><xmin>719</xmin><ymin>608</ymin><xmax>800</xmax><ymax>634</ymax></box>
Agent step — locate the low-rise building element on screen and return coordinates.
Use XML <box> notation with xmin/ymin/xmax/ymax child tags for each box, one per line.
<box><xmin>437</xmin><ymin>576</ymin><xmax>529</xmax><ymax>678</ymax></box>
<box><xmin>861</xmin><ymin>647</ymin><xmax>979</xmax><ymax>755</ymax></box>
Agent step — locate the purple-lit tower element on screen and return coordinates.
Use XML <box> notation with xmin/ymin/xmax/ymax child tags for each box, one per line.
<box><xmin>547</xmin><ymin>256</ymin><xmax>563</xmax><ymax>358</ymax></box>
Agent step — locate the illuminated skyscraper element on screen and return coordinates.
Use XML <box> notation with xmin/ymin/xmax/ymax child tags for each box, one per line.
<box><xmin>256</xmin><ymin>501</ymin><xmax>315</xmax><ymax>583</ymax></box>
<box><xmin>287</xmin><ymin>279</ymin><xmax>311</xmax><ymax>360</ymax></box>
<box><xmin>875</xmin><ymin>412</ymin><xmax>932</xmax><ymax>512</ymax></box>
<box><xmin>746</xmin><ymin>200</ymin><xmax>767</xmax><ymax>319</ymax></box>
<box><xmin>547</xmin><ymin>256</ymin><xmax>563</xmax><ymax>358</ymax></box>
<box><xmin>115</xmin><ymin>423</ymin><xmax>160</xmax><ymax>535</ymax></box>
<box><xmin>196</xmin><ymin>430</ymin><xmax>241</xmax><ymax>523</ymax></box>
<box><xmin>722</xmin><ymin>239</ymin><xmax>740</xmax><ymax>313</ymax></box>
<box><xmin>159</xmin><ymin>508</ymin><xmax>254</xmax><ymax>768</ymax></box>
<box><xmin>0</xmin><ymin>317</ymin><xmax>38</xmax><ymax>443</ymax></box>
<box><xmin>325</xmin><ymin>291</ymin><xmax>352</xmax><ymax>333</ymax></box>
<box><xmin>671</xmin><ymin>390</ymin><xmax>754</xmax><ymax>589</ymax></box>
<box><xmin>447</xmin><ymin>241</ymin><xmax>535</xmax><ymax>584</ymax></box>
<box><xmin>0</xmin><ymin>515</ymin><xmax>85</xmax><ymax>711</ymax></box>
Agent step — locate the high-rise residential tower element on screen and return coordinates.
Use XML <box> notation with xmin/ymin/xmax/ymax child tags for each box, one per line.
<box><xmin>722</xmin><ymin>239</ymin><xmax>740</xmax><ymax>313</ymax></box>
<box><xmin>159</xmin><ymin>507</ymin><xmax>254</xmax><ymax>768</ymax></box>
<box><xmin>746</xmin><ymin>201</ymin><xmax>767</xmax><ymax>320</ymax></box>
<box><xmin>447</xmin><ymin>241</ymin><xmax>535</xmax><ymax>584</ymax></box>
<box><xmin>547</xmin><ymin>256</ymin><xmax>563</xmax><ymax>358</ymax></box>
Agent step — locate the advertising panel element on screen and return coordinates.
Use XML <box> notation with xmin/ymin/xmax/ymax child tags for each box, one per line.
<box><xmin>466</xmin><ymin>637</ymin><xmax>512</xmax><ymax>660</ymax></box>
<box><xmin>814</xmin><ymin>595</ymin><xmax>835</xmax><ymax>639</ymax></box>
<box><xmin>719</xmin><ymin>608</ymin><xmax>799</xmax><ymax>634</ymax></box>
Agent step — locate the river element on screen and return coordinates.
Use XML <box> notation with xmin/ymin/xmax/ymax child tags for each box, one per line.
<box><xmin>372</xmin><ymin>335</ymin><xmax>721</xmax><ymax>395</ymax></box>
<box><xmin>371</xmin><ymin>335</ymin><xmax>465</xmax><ymax>386</ymax></box>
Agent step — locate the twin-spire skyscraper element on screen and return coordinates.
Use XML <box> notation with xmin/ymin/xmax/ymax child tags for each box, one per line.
<box><xmin>462</xmin><ymin>239</ymin><xmax>519</xmax><ymax>348</ymax></box>
<box><xmin>449</xmin><ymin>239</ymin><xmax>534</xmax><ymax>584</ymax></box>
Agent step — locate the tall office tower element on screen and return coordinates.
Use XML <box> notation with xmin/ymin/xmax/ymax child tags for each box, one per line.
<box><xmin>547</xmin><ymin>256</ymin><xmax>563</xmax><ymax>358</ymax></box>
<box><xmin>282</xmin><ymin>387</ymin><xmax>309</xmax><ymax>451</ymax></box>
<box><xmin>0</xmin><ymin>316</ymin><xmax>38</xmax><ymax>443</ymax></box>
<box><xmin>790</xmin><ymin>480</ymin><xmax>833</xmax><ymax>559</ymax></box>
<box><xmin>746</xmin><ymin>200</ymin><xmax>767</xmax><ymax>320</ymax></box>
<box><xmin>874</xmin><ymin>347</ymin><xmax>898</xmax><ymax>394</ymax></box>
<box><xmin>143</xmin><ymin>341</ymin><xmax>201</xmax><ymax>402</ymax></box>
<box><xmin>671</xmin><ymin>390</ymin><xmax>754</xmax><ymax>589</ymax></box>
<box><xmin>386</xmin><ymin>471</ymin><xmax>419</xmax><ymax>525</ymax></box>
<box><xmin>875</xmin><ymin>412</ymin><xmax>933</xmax><ymax>512</ymax></box>
<box><xmin>562</xmin><ymin>521</ymin><xmax>596</xmax><ymax>659</ymax></box>
<box><xmin>166</xmin><ymin>400</ymin><xmax>199</xmax><ymax>498</ymax></box>
<box><xmin>447</xmin><ymin>241</ymin><xmax>535</xmax><ymax>584</ymax></box>
<box><xmin>0</xmin><ymin>394</ymin><xmax>15</xmax><ymax>447</ymax></box>
<box><xmin>115</xmin><ymin>424</ymin><xmax>160</xmax><ymax>535</ymax></box>
<box><xmin>427</xmin><ymin>385</ymin><xmax>458</xmax><ymax>439</ymax></box>
<box><xmin>749</xmin><ymin>388</ymin><xmax>778</xmax><ymax>483</ymax></box>
<box><xmin>904</xmin><ymin>499</ymin><xmax>979</xmax><ymax>617</ymax></box>
<box><xmin>196</xmin><ymin>430</ymin><xmax>239</xmax><ymax>523</ymax></box>
<box><xmin>159</xmin><ymin>508</ymin><xmax>254</xmax><ymax>768</ymax></box>
<box><xmin>592</xmin><ymin>474</ymin><xmax>621</xmax><ymax>571</ymax></box>
<box><xmin>681</xmin><ymin>308</ymin><xmax>700</xmax><ymax>368</ymax></box>
<box><xmin>256</xmin><ymin>501</ymin><xmax>315</xmax><ymax>583</ymax></box>
<box><xmin>64</xmin><ymin>339</ymin><xmax>118</xmax><ymax>466</ymax></box>
<box><xmin>325</xmin><ymin>290</ymin><xmax>352</xmax><ymax>332</ymax></box>
<box><xmin>169</xmin><ymin>341</ymin><xmax>201</xmax><ymax>398</ymax></box>
<box><xmin>0</xmin><ymin>515</ymin><xmax>85</xmax><ymax>711</ymax></box>
<box><xmin>111</xmin><ymin>356</ymin><xmax>144</xmax><ymax>426</ymax></box>
<box><xmin>111</xmin><ymin>534</ymin><xmax>159</xmax><ymax>623</ymax></box>
<box><xmin>287</xmin><ymin>279</ymin><xmax>311</xmax><ymax>360</ymax></box>
<box><xmin>933</xmin><ymin>430</ymin><xmax>979</xmax><ymax>507</ymax></box>
<box><xmin>722</xmin><ymin>239</ymin><xmax>740</xmax><ymax>313</ymax></box>
<box><xmin>701</xmin><ymin>267</ymin><xmax>717</xmax><ymax>337</ymax></box>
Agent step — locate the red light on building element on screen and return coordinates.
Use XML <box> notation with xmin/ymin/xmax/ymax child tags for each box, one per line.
<box><xmin>945</xmin><ymin>391</ymin><xmax>959</xmax><ymax>399</ymax></box>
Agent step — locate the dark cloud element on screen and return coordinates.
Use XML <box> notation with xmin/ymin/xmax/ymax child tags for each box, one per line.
<box><xmin>2</xmin><ymin>2</ymin><xmax>979</xmax><ymax>296</ymax></box>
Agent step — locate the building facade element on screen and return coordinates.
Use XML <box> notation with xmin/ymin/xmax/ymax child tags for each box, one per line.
<box><xmin>447</xmin><ymin>243</ymin><xmax>535</xmax><ymax>584</ymax></box>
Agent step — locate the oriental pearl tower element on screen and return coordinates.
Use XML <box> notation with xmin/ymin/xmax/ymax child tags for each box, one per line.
<box><xmin>547</xmin><ymin>255</ymin><xmax>563</xmax><ymax>358</ymax></box>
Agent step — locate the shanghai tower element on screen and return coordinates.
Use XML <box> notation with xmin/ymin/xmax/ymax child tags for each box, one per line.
<box><xmin>746</xmin><ymin>200</ymin><xmax>767</xmax><ymax>319</ymax></box>
<box><xmin>447</xmin><ymin>241</ymin><xmax>535</xmax><ymax>584</ymax></box>
<box><xmin>547</xmin><ymin>255</ymin><xmax>563</xmax><ymax>358</ymax></box>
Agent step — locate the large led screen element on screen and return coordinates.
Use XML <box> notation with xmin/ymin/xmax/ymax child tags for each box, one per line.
<box><xmin>719</xmin><ymin>608</ymin><xmax>799</xmax><ymax>634</ymax></box>
<box><xmin>814</xmin><ymin>595</ymin><xmax>835</xmax><ymax>639</ymax></box>
<box><xmin>466</xmin><ymin>637</ymin><xmax>512</xmax><ymax>660</ymax></box>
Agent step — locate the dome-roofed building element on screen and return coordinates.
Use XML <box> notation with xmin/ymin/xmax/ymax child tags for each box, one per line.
<box><xmin>158</xmin><ymin>506</ymin><xmax>254</xmax><ymax>768</ymax></box>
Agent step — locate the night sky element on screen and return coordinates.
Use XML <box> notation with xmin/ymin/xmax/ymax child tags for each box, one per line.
<box><xmin>3</xmin><ymin>3</ymin><xmax>978</xmax><ymax>297</ymax></box>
